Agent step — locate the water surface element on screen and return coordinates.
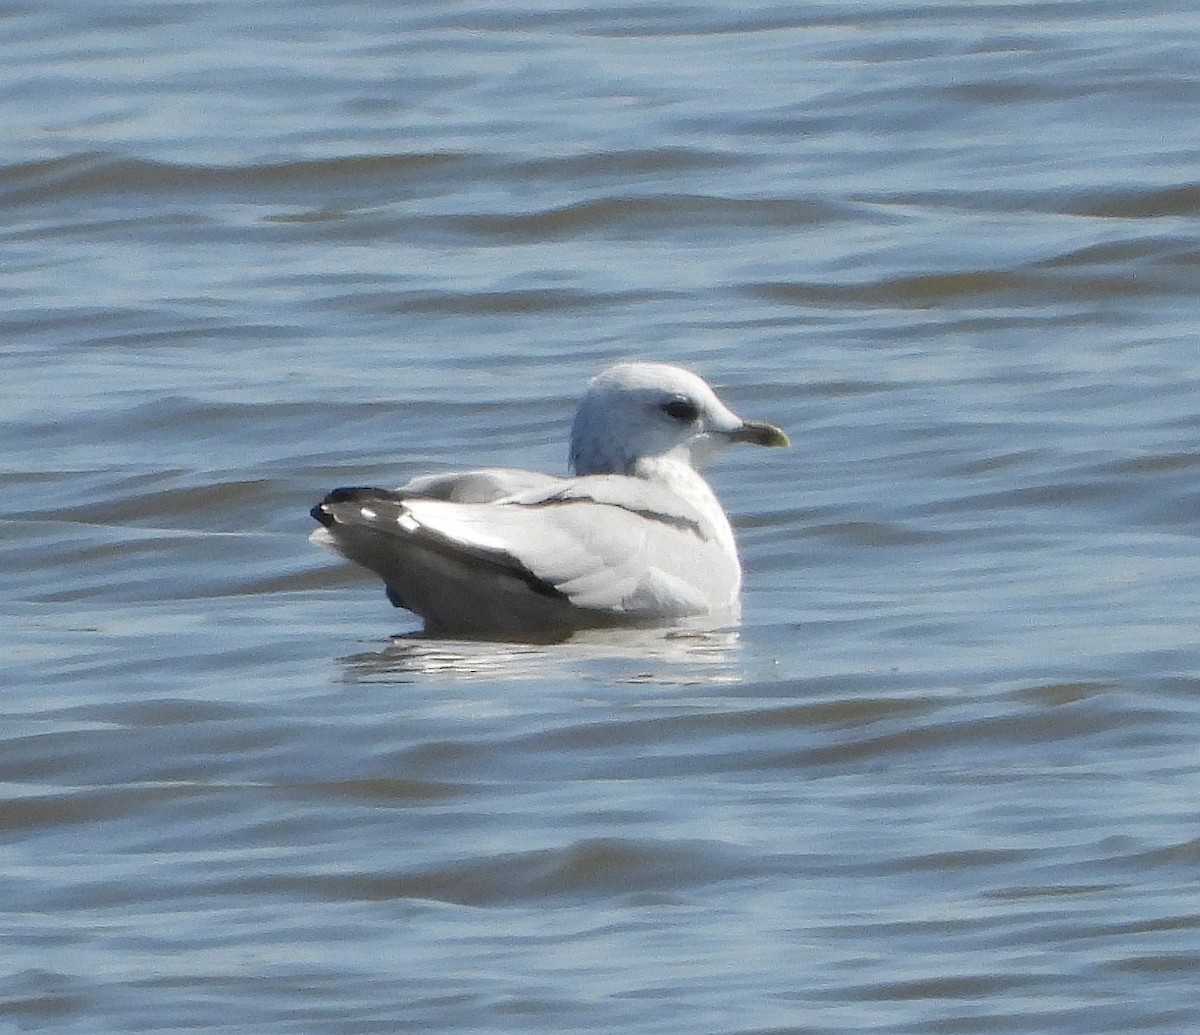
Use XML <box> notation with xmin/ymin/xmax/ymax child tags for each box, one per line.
<box><xmin>3</xmin><ymin>2</ymin><xmax>1200</xmax><ymax>1032</ymax></box>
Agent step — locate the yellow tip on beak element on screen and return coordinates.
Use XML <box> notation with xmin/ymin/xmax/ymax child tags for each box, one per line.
<box><xmin>730</xmin><ymin>420</ymin><xmax>789</xmax><ymax>448</ymax></box>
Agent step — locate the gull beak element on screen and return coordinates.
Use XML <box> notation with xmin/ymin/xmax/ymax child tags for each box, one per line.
<box><xmin>729</xmin><ymin>419</ymin><xmax>790</xmax><ymax>448</ymax></box>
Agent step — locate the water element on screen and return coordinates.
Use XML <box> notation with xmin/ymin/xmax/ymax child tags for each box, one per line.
<box><xmin>4</xmin><ymin>1</ymin><xmax>1200</xmax><ymax>1031</ymax></box>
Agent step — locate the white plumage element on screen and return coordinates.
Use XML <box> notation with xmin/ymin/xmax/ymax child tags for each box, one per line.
<box><xmin>310</xmin><ymin>362</ymin><xmax>788</xmax><ymax>639</ymax></box>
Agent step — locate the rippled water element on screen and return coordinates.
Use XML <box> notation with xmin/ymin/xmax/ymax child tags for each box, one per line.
<box><xmin>4</xmin><ymin>1</ymin><xmax>1200</xmax><ymax>1032</ymax></box>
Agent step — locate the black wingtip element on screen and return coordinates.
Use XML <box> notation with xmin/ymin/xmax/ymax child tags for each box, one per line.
<box><xmin>311</xmin><ymin>486</ymin><xmax>406</xmax><ymax>527</ymax></box>
<box><xmin>322</xmin><ymin>485</ymin><xmax>401</xmax><ymax>505</ymax></box>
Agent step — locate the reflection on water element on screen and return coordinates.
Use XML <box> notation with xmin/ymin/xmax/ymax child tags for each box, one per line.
<box><xmin>338</xmin><ymin>625</ymin><xmax>744</xmax><ymax>686</ymax></box>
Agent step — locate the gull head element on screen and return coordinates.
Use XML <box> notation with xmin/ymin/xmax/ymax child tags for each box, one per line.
<box><xmin>569</xmin><ymin>362</ymin><xmax>789</xmax><ymax>476</ymax></box>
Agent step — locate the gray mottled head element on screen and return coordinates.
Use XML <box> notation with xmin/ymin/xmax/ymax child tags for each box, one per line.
<box><xmin>568</xmin><ymin>362</ymin><xmax>788</xmax><ymax>476</ymax></box>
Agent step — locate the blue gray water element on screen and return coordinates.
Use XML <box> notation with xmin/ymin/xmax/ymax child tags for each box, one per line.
<box><xmin>4</xmin><ymin>2</ymin><xmax>1200</xmax><ymax>1032</ymax></box>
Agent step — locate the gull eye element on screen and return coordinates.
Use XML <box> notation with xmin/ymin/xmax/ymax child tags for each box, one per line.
<box><xmin>661</xmin><ymin>397</ymin><xmax>700</xmax><ymax>424</ymax></box>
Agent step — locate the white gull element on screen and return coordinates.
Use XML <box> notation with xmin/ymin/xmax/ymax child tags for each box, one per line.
<box><xmin>310</xmin><ymin>362</ymin><xmax>788</xmax><ymax>639</ymax></box>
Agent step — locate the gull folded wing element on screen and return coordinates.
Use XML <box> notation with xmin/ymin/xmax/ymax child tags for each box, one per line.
<box><xmin>397</xmin><ymin>468</ymin><xmax>565</xmax><ymax>503</ymax></box>
<box><xmin>311</xmin><ymin>479</ymin><xmax>740</xmax><ymax>634</ymax></box>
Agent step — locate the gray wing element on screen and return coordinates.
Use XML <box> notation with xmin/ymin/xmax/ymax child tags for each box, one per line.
<box><xmin>311</xmin><ymin>475</ymin><xmax>741</xmax><ymax>625</ymax></box>
<box><xmin>397</xmin><ymin>468</ymin><xmax>565</xmax><ymax>503</ymax></box>
<box><xmin>506</xmin><ymin>473</ymin><xmax>712</xmax><ymax>531</ymax></box>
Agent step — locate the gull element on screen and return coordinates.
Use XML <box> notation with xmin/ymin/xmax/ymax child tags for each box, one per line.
<box><xmin>310</xmin><ymin>362</ymin><xmax>788</xmax><ymax>639</ymax></box>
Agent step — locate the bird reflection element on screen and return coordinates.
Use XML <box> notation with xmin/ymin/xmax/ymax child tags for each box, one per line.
<box><xmin>336</xmin><ymin>622</ymin><xmax>743</xmax><ymax>687</ymax></box>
